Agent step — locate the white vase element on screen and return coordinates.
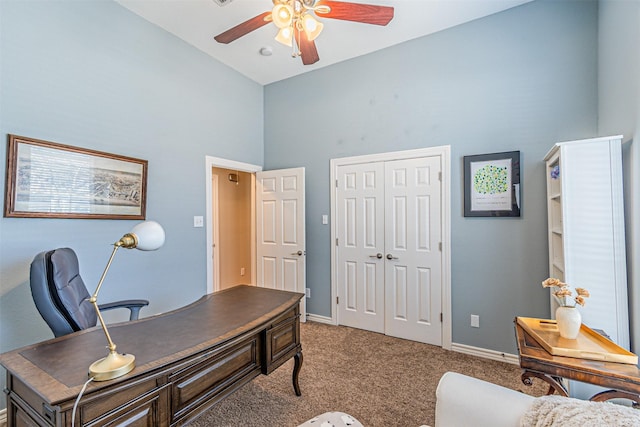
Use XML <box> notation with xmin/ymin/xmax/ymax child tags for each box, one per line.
<box><xmin>556</xmin><ymin>306</ymin><xmax>581</xmax><ymax>339</ymax></box>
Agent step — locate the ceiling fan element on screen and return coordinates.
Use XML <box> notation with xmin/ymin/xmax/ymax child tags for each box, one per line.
<box><xmin>214</xmin><ymin>0</ymin><xmax>394</xmax><ymax>65</ymax></box>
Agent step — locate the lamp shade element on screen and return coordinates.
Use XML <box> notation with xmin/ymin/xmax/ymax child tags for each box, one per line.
<box><xmin>275</xmin><ymin>27</ymin><xmax>293</xmax><ymax>47</ymax></box>
<box><xmin>272</xmin><ymin>3</ymin><xmax>293</xmax><ymax>28</ymax></box>
<box><xmin>301</xmin><ymin>14</ymin><xmax>323</xmax><ymax>41</ymax></box>
<box><xmin>130</xmin><ymin>221</ymin><xmax>165</xmax><ymax>251</ymax></box>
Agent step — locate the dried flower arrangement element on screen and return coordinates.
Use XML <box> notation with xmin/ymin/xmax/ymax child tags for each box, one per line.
<box><xmin>542</xmin><ymin>278</ymin><xmax>590</xmax><ymax>307</ymax></box>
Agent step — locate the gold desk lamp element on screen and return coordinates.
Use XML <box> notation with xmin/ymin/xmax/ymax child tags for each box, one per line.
<box><xmin>88</xmin><ymin>220</ymin><xmax>165</xmax><ymax>381</ymax></box>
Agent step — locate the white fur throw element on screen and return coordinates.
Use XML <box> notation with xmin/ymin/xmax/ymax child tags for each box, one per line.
<box><xmin>521</xmin><ymin>395</ymin><xmax>640</xmax><ymax>427</ymax></box>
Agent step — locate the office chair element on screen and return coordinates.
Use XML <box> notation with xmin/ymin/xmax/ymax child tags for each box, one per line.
<box><xmin>30</xmin><ymin>247</ymin><xmax>149</xmax><ymax>337</ymax></box>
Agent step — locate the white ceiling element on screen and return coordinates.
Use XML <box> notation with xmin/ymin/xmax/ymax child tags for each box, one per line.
<box><xmin>116</xmin><ymin>0</ymin><xmax>532</xmax><ymax>86</ymax></box>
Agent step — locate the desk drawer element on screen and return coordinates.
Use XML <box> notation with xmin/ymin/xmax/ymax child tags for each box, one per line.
<box><xmin>263</xmin><ymin>308</ymin><xmax>300</xmax><ymax>374</ymax></box>
<box><xmin>80</xmin><ymin>377</ymin><xmax>162</xmax><ymax>425</ymax></box>
<box><xmin>84</xmin><ymin>385</ymin><xmax>168</xmax><ymax>427</ymax></box>
<box><xmin>8</xmin><ymin>375</ymin><xmax>53</xmax><ymax>426</ymax></box>
<box><xmin>170</xmin><ymin>334</ymin><xmax>262</xmax><ymax>422</ymax></box>
<box><xmin>7</xmin><ymin>393</ymin><xmax>48</xmax><ymax>427</ymax></box>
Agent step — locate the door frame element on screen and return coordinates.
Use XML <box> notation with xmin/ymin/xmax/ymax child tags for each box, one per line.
<box><xmin>330</xmin><ymin>146</ymin><xmax>452</xmax><ymax>349</ymax></box>
<box><xmin>211</xmin><ymin>173</ymin><xmax>220</xmax><ymax>292</ymax></box>
<box><xmin>205</xmin><ymin>156</ymin><xmax>262</xmax><ymax>293</ymax></box>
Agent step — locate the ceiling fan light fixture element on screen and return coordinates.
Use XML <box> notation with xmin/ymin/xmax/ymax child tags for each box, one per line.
<box><xmin>272</xmin><ymin>3</ymin><xmax>294</xmax><ymax>28</ymax></box>
<box><xmin>275</xmin><ymin>26</ymin><xmax>294</xmax><ymax>47</ymax></box>
<box><xmin>301</xmin><ymin>13</ymin><xmax>323</xmax><ymax>41</ymax></box>
<box><xmin>214</xmin><ymin>0</ymin><xmax>394</xmax><ymax>65</ymax></box>
<box><xmin>312</xmin><ymin>4</ymin><xmax>331</xmax><ymax>14</ymax></box>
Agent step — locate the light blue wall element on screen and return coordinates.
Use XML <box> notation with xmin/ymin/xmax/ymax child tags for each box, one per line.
<box><xmin>0</xmin><ymin>0</ymin><xmax>263</xmax><ymax>397</ymax></box>
<box><xmin>598</xmin><ymin>0</ymin><xmax>640</xmax><ymax>352</ymax></box>
<box><xmin>264</xmin><ymin>0</ymin><xmax>599</xmax><ymax>353</ymax></box>
<box><xmin>1</xmin><ymin>0</ymin><xmax>626</xmax><ymax>411</ymax></box>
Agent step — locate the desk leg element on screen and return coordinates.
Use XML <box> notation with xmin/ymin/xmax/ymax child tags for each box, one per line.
<box><xmin>521</xmin><ymin>370</ymin><xmax>568</xmax><ymax>397</ymax></box>
<box><xmin>590</xmin><ymin>390</ymin><xmax>640</xmax><ymax>406</ymax></box>
<box><xmin>293</xmin><ymin>351</ymin><xmax>303</xmax><ymax>397</ymax></box>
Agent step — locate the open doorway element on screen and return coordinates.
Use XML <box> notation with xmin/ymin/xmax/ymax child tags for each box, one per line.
<box><xmin>211</xmin><ymin>167</ymin><xmax>253</xmax><ymax>290</ymax></box>
<box><xmin>206</xmin><ymin>156</ymin><xmax>262</xmax><ymax>294</ymax></box>
<box><xmin>205</xmin><ymin>156</ymin><xmax>307</xmax><ymax>320</ymax></box>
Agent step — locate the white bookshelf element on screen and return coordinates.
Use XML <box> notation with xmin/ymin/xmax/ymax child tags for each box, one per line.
<box><xmin>543</xmin><ymin>135</ymin><xmax>629</xmax><ymax>350</ymax></box>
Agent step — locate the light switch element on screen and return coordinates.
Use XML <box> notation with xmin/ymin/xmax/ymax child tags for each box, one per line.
<box><xmin>322</xmin><ymin>215</ymin><xmax>328</xmax><ymax>225</ymax></box>
<box><xmin>470</xmin><ymin>315</ymin><xmax>480</xmax><ymax>328</ymax></box>
<box><xmin>193</xmin><ymin>216</ymin><xmax>204</xmax><ymax>228</ymax></box>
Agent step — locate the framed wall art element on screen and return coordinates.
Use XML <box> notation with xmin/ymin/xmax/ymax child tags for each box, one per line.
<box><xmin>4</xmin><ymin>134</ymin><xmax>147</xmax><ymax>219</ymax></box>
<box><xmin>463</xmin><ymin>150</ymin><xmax>521</xmax><ymax>217</ymax></box>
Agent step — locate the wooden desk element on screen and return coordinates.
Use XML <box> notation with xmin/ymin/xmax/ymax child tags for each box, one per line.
<box><xmin>514</xmin><ymin>319</ymin><xmax>640</xmax><ymax>404</ymax></box>
<box><xmin>1</xmin><ymin>285</ymin><xmax>304</xmax><ymax>427</ymax></box>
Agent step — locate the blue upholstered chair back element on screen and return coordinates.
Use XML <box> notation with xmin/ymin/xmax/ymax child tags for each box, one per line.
<box><xmin>30</xmin><ymin>248</ymin><xmax>97</xmax><ymax>337</ymax></box>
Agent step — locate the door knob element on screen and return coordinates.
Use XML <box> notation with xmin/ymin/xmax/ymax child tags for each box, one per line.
<box><xmin>369</xmin><ymin>253</ymin><xmax>383</xmax><ymax>259</ymax></box>
<box><xmin>386</xmin><ymin>254</ymin><xmax>399</xmax><ymax>260</ymax></box>
<box><xmin>291</xmin><ymin>250</ymin><xmax>303</xmax><ymax>256</ymax></box>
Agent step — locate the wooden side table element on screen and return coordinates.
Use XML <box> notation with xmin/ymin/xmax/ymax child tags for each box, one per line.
<box><xmin>514</xmin><ymin>319</ymin><xmax>640</xmax><ymax>404</ymax></box>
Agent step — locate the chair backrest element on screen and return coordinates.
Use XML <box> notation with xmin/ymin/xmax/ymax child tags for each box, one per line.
<box><xmin>30</xmin><ymin>248</ymin><xmax>97</xmax><ymax>337</ymax></box>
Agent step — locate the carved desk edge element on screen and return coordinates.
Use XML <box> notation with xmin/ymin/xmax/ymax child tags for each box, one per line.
<box><xmin>1</xmin><ymin>285</ymin><xmax>304</xmax><ymax>427</ymax></box>
<box><xmin>514</xmin><ymin>318</ymin><xmax>640</xmax><ymax>405</ymax></box>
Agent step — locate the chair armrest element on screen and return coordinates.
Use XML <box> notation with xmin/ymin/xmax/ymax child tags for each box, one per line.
<box><xmin>435</xmin><ymin>372</ymin><xmax>534</xmax><ymax>427</ymax></box>
<box><xmin>98</xmin><ymin>299</ymin><xmax>149</xmax><ymax>320</ymax></box>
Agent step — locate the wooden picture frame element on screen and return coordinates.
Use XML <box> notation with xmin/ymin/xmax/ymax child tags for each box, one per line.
<box><xmin>4</xmin><ymin>135</ymin><xmax>147</xmax><ymax>219</ymax></box>
<box><xmin>464</xmin><ymin>150</ymin><xmax>521</xmax><ymax>217</ymax></box>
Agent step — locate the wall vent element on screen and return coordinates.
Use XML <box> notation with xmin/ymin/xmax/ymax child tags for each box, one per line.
<box><xmin>212</xmin><ymin>0</ymin><xmax>234</xmax><ymax>6</ymax></box>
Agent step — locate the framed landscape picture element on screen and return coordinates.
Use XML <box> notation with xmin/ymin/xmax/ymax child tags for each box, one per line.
<box><xmin>4</xmin><ymin>135</ymin><xmax>147</xmax><ymax>219</ymax></box>
<box><xmin>463</xmin><ymin>150</ymin><xmax>521</xmax><ymax>217</ymax></box>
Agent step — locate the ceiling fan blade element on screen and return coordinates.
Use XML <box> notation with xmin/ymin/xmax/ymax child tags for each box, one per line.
<box><xmin>214</xmin><ymin>11</ymin><xmax>271</xmax><ymax>44</ymax></box>
<box><xmin>294</xmin><ymin>30</ymin><xmax>320</xmax><ymax>65</ymax></box>
<box><xmin>317</xmin><ymin>1</ymin><xmax>394</xmax><ymax>26</ymax></box>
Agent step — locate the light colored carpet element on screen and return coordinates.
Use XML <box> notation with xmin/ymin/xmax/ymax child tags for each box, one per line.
<box><xmin>191</xmin><ymin>321</ymin><xmax>547</xmax><ymax>427</ymax></box>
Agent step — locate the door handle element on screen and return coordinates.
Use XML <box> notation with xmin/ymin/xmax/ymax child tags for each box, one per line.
<box><xmin>369</xmin><ymin>253</ymin><xmax>383</xmax><ymax>259</ymax></box>
<box><xmin>386</xmin><ymin>254</ymin><xmax>399</xmax><ymax>260</ymax></box>
<box><xmin>291</xmin><ymin>250</ymin><xmax>303</xmax><ymax>256</ymax></box>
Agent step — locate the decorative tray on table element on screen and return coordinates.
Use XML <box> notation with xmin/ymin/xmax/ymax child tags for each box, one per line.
<box><xmin>516</xmin><ymin>316</ymin><xmax>638</xmax><ymax>365</ymax></box>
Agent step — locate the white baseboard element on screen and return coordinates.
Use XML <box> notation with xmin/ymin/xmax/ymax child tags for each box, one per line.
<box><xmin>306</xmin><ymin>313</ymin><xmax>335</xmax><ymax>325</ymax></box>
<box><xmin>0</xmin><ymin>408</ymin><xmax>7</xmax><ymax>427</ymax></box>
<box><xmin>451</xmin><ymin>342</ymin><xmax>519</xmax><ymax>365</ymax></box>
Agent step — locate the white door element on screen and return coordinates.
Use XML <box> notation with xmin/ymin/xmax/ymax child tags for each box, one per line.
<box><xmin>336</xmin><ymin>157</ymin><xmax>443</xmax><ymax>345</ymax></box>
<box><xmin>384</xmin><ymin>157</ymin><xmax>442</xmax><ymax>344</ymax></box>
<box><xmin>336</xmin><ymin>162</ymin><xmax>385</xmax><ymax>333</ymax></box>
<box><xmin>256</xmin><ymin>168</ymin><xmax>306</xmax><ymax>317</ymax></box>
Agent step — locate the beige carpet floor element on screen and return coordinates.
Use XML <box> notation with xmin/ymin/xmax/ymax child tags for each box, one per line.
<box><xmin>191</xmin><ymin>321</ymin><xmax>547</xmax><ymax>427</ymax></box>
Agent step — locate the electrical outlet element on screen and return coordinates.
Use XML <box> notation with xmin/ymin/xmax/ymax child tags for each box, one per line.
<box><xmin>240</xmin><ymin>267</ymin><xmax>245</xmax><ymax>276</ymax></box>
<box><xmin>305</xmin><ymin>288</ymin><xmax>311</xmax><ymax>298</ymax></box>
<box><xmin>470</xmin><ymin>314</ymin><xmax>480</xmax><ymax>328</ymax></box>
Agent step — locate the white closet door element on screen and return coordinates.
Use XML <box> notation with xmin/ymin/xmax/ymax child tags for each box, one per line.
<box><xmin>336</xmin><ymin>163</ymin><xmax>385</xmax><ymax>333</ymax></box>
<box><xmin>336</xmin><ymin>156</ymin><xmax>443</xmax><ymax>346</ymax></box>
<box><xmin>384</xmin><ymin>157</ymin><xmax>442</xmax><ymax>344</ymax></box>
<box><xmin>256</xmin><ymin>168</ymin><xmax>306</xmax><ymax>318</ymax></box>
